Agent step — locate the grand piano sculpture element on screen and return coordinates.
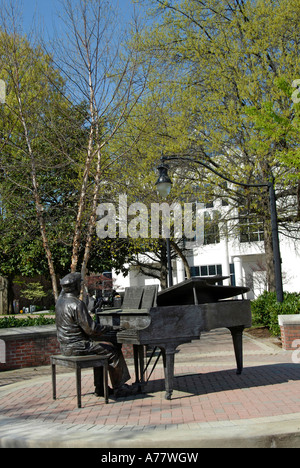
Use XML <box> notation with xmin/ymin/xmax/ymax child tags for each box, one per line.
<box><xmin>96</xmin><ymin>277</ymin><xmax>251</xmax><ymax>400</ymax></box>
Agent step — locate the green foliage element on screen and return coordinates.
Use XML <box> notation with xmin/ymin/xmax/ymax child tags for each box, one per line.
<box><xmin>251</xmin><ymin>291</ymin><xmax>277</xmax><ymax>327</ymax></box>
<box><xmin>124</xmin><ymin>0</ymin><xmax>300</xmax><ymax>291</ymax></box>
<box><xmin>21</xmin><ymin>282</ymin><xmax>48</xmax><ymax>303</ymax></box>
<box><xmin>0</xmin><ymin>315</ymin><xmax>56</xmax><ymax>329</ymax></box>
<box><xmin>0</xmin><ymin>24</ymin><xmax>139</xmax><ymax>285</ymax></box>
<box><xmin>251</xmin><ymin>291</ymin><xmax>300</xmax><ymax>336</ymax></box>
<box><xmin>0</xmin><ymin>31</ymin><xmax>83</xmax><ymax>281</ymax></box>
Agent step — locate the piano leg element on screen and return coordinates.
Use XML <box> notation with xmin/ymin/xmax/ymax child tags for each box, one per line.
<box><xmin>161</xmin><ymin>346</ymin><xmax>176</xmax><ymax>400</ymax></box>
<box><xmin>133</xmin><ymin>345</ymin><xmax>145</xmax><ymax>391</ymax></box>
<box><xmin>228</xmin><ymin>326</ymin><xmax>244</xmax><ymax>375</ymax></box>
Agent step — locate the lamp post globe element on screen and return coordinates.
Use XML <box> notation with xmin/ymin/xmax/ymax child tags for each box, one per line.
<box><xmin>155</xmin><ymin>162</ymin><xmax>172</xmax><ymax>198</ymax></box>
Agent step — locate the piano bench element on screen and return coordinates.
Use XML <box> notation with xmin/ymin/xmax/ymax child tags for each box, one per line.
<box><xmin>50</xmin><ymin>354</ymin><xmax>109</xmax><ymax>409</ymax></box>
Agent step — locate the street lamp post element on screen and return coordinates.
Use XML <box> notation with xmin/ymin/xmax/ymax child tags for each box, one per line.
<box><xmin>155</xmin><ymin>161</ymin><xmax>174</xmax><ymax>287</ymax></box>
<box><xmin>156</xmin><ymin>155</ymin><xmax>284</xmax><ymax>303</ymax></box>
<box><xmin>268</xmin><ymin>179</ymin><xmax>284</xmax><ymax>303</ymax></box>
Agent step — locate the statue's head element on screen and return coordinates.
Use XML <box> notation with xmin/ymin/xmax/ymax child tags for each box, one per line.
<box><xmin>60</xmin><ymin>273</ymin><xmax>82</xmax><ymax>296</ymax></box>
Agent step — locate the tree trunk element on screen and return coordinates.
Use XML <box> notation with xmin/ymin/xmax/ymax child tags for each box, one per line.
<box><xmin>80</xmin><ymin>146</ymin><xmax>102</xmax><ymax>296</ymax></box>
<box><xmin>17</xmin><ymin>95</ymin><xmax>59</xmax><ymax>302</ymax></box>
<box><xmin>160</xmin><ymin>241</ymin><xmax>168</xmax><ymax>290</ymax></box>
<box><xmin>71</xmin><ymin>124</ymin><xmax>95</xmax><ymax>274</ymax></box>
<box><xmin>263</xmin><ymin>198</ymin><xmax>276</xmax><ymax>293</ymax></box>
<box><xmin>170</xmin><ymin>240</ymin><xmax>191</xmax><ymax>279</ymax></box>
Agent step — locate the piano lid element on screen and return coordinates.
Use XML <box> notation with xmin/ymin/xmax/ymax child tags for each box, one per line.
<box><xmin>157</xmin><ymin>278</ymin><xmax>250</xmax><ymax>306</ymax></box>
<box><xmin>190</xmin><ymin>275</ymin><xmax>229</xmax><ymax>284</ymax></box>
<box><xmin>97</xmin><ymin>308</ymin><xmax>150</xmax><ymax>316</ymax></box>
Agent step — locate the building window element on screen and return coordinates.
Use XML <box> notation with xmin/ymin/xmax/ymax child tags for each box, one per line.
<box><xmin>230</xmin><ymin>263</ymin><xmax>236</xmax><ymax>286</ymax></box>
<box><xmin>239</xmin><ymin>215</ymin><xmax>264</xmax><ymax>243</ymax></box>
<box><xmin>191</xmin><ymin>264</ymin><xmax>223</xmax><ymax>284</ymax></box>
<box><xmin>190</xmin><ymin>266</ymin><xmax>200</xmax><ymax>277</ymax></box>
<box><xmin>204</xmin><ymin>210</ymin><xmax>221</xmax><ymax>245</ymax></box>
<box><xmin>238</xmin><ymin>200</ymin><xmax>264</xmax><ymax>243</ymax></box>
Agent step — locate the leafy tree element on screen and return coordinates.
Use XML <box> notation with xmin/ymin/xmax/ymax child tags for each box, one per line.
<box><xmin>50</xmin><ymin>0</ymin><xmax>148</xmax><ymax>290</ymax></box>
<box><xmin>21</xmin><ymin>282</ymin><xmax>48</xmax><ymax>305</ymax></box>
<box><xmin>124</xmin><ymin>0</ymin><xmax>300</xmax><ymax>293</ymax></box>
<box><xmin>0</xmin><ymin>0</ymin><xmax>148</xmax><ymax>306</ymax></box>
<box><xmin>0</xmin><ymin>26</ymin><xmax>91</xmax><ymax>298</ymax></box>
<box><xmin>0</xmin><ymin>30</ymin><xmax>68</xmax><ymax>299</ymax></box>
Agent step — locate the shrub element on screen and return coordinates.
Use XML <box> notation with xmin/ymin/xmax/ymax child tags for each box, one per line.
<box><xmin>251</xmin><ymin>291</ymin><xmax>277</xmax><ymax>328</ymax></box>
<box><xmin>251</xmin><ymin>291</ymin><xmax>300</xmax><ymax>336</ymax></box>
<box><xmin>21</xmin><ymin>282</ymin><xmax>48</xmax><ymax>304</ymax></box>
<box><xmin>0</xmin><ymin>315</ymin><xmax>56</xmax><ymax>329</ymax></box>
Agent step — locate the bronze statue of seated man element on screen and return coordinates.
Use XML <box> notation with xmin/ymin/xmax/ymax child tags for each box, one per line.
<box><xmin>55</xmin><ymin>272</ymin><xmax>134</xmax><ymax>398</ymax></box>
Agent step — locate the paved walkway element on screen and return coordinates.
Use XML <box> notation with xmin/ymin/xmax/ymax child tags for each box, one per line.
<box><xmin>1</xmin><ymin>329</ymin><xmax>300</xmax><ymax>448</ymax></box>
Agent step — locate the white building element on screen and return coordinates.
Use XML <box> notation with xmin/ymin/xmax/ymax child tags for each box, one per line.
<box><xmin>112</xmin><ymin>199</ymin><xmax>300</xmax><ymax>299</ymax></box>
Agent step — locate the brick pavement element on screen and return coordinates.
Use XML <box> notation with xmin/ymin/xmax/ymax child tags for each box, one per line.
<box><xmin>1</xmin><ymin>328</ymin><xmax>300</xmax><ymax>448</ymax></box>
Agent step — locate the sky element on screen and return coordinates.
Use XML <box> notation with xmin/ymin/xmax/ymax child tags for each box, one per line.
<box><xmin>8</xmin><ymin>0</ymin><xmax>147</xmax><ymax>106</ymax></box>
<box><xmin>21</xmin><ymin>0</ymin><xmax>142</xmax><ymax>39</ymax></box>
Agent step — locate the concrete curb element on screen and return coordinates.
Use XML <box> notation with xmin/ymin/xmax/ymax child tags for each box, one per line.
<box><xmin>1</xmin><ymin>413</ymin><xmax>300</xmax><ymax>448</ymax></box>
